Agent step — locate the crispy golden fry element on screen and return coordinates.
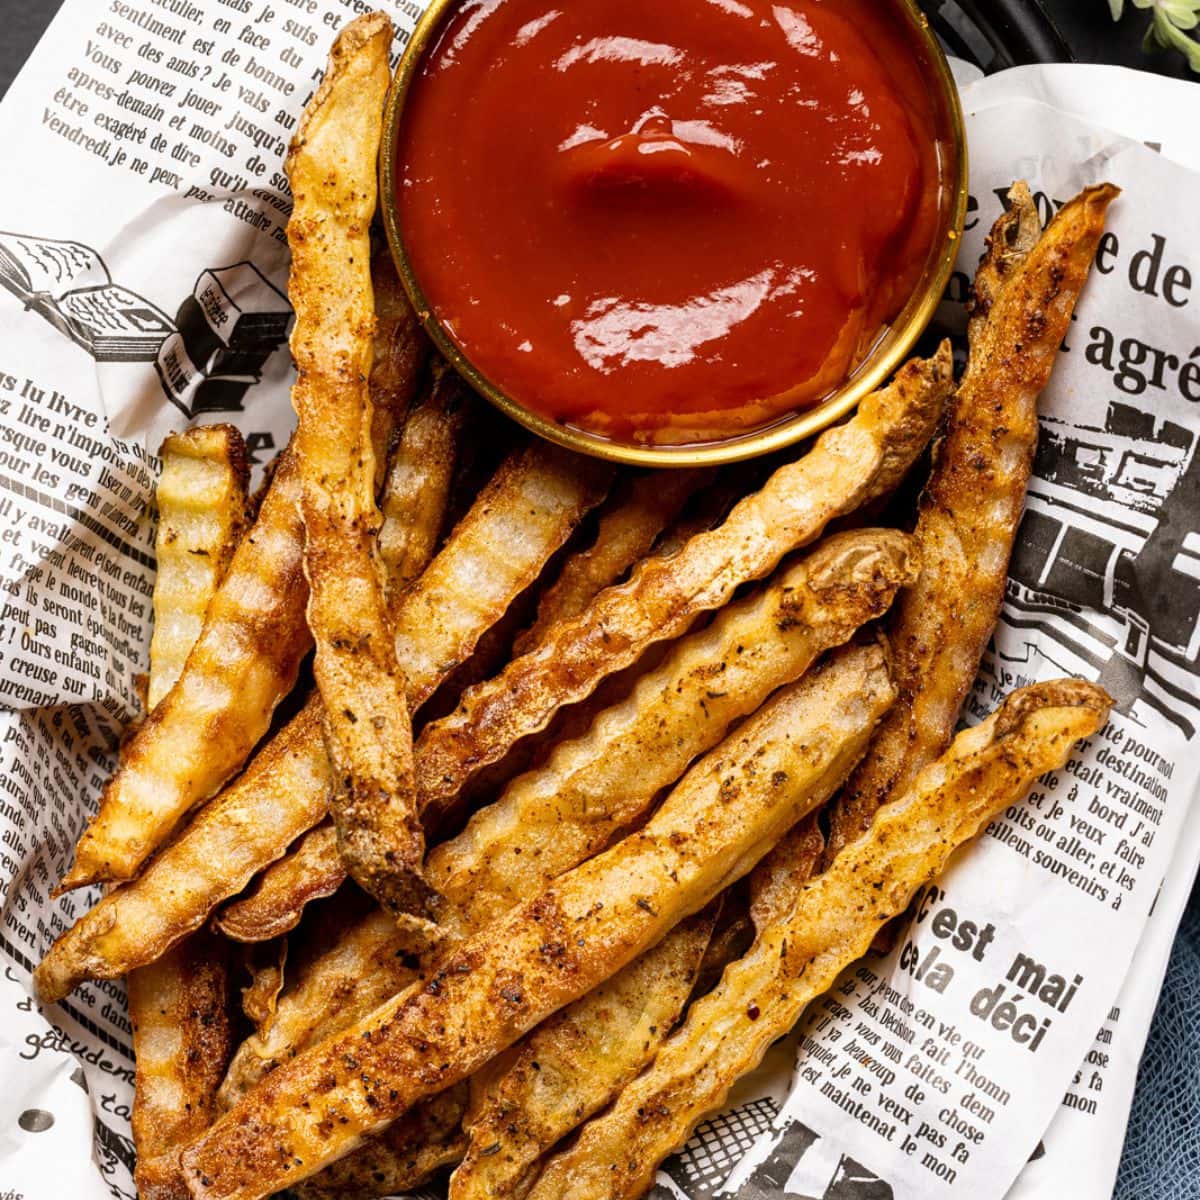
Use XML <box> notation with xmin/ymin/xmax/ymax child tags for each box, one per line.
<box><xmin>239</xmin><ymin>940</ymin><xmax>288</xmax><ymax>1028</ymax></box>
<box><xmin>130</xmin><ymin>930</ymin><xmax>232</xmax><ymax>1200</ymax></box>
<box><xmin>368</xmin><ymin>250</ymin><xmax>425</xmax><ymax>489</ymax></box>
<box><xmin>148</xmin><ymin>425</ymin><xmax>250</xmax><ymax>709</ymax></box>
<box><xmin>287</xmin><ymin>13</ymin><xmax>420</xmax><ymax>913</ymax></box>
<box><xmin>412</xmin><ymin>348</ymin><xmax>950</xmax><ymax>823</ymax></box>
<box><xmin>527</xmin><ymin>680</ymin><xmax>1111</xmax><ymax>1200</ymax></box>
<box><xmin>180</xmin><ymin>644</ymin><xmax>895</xmax><ymax>1199</ymax></box>
<box><xmin>295</xmin><ymin>1085</ymin><xmax>469</xmax><ymax>1200</ymax></box>
<box><xmin>824</xmin><ymin>183</ymin><xmax>1119</xmax><ymax>865</ymax></box>
<box><xmin>451</xmin><ymin>909</ymin><xmax>716</xmax><ymax>1200</ymax></box>
<box><xmin>428</xmin><ymin>529</ymin><xmax>918</xmax><ymax>929</ymax></box>
<box><xmin>35</xmin><ymin>701</ymin><xmax>327</xmax><ymax>1003</ymax></box>
<box><xmin>216</xmin><ymin>825</ymin><xmax>345</xmax><ymax>943</ymax></box>
<box><xmin>63</xmin><ymin>452</ymin><xmax>311</xmax><ymax>890</ymax></box>
<box><xmin>512</xmin><ymin>468</ymin><xmax>710</xmax><ymax>658</ymax></box>
<box><xmin>379</xmin><ymin>362</ymin><xmax>470</xmax><ymax>604</ymax></box>
<box><xmin>217</xmin><ymin>906</ymin><xmax>417</xmax><ymax>1110</ymax></box>
<box><xmin>394</xmin><ymin>442</ymin><xmax>613</xmax><ymax>711</ymax></box>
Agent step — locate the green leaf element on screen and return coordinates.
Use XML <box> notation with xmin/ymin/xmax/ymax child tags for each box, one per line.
<box><xmin>1109</xmin><ymin>0</ymin><xmax>1124</xmax><ymax>18</ymax></box>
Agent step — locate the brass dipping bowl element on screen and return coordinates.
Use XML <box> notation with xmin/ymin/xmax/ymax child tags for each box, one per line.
<box><xmin>380</xmin><ymin>0</ymin><xmax>968</xmax><ymax>468</ymax></box>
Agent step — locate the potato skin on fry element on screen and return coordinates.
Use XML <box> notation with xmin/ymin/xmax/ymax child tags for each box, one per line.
<box><xmin>149</xmin><ymin>425</ymin><xmax>250</xmax><ymax>710</ymax></box>
<box><xmin>179</xmin><ymin>644</ymin><xmax>895</xmax><ymax>1200</ymax></box>
<box><xmin>825</xmin><ymin>182</ymin><xmax>1119</xmax><ymax>864</ymax></box>
<box><xmin>527</xmin><ymin>679</ymin><xmax>1112</xmax><ymax>1200</ymax></box>
<box><xmin>35</xmin><ymin>700</ymin><xmax>328</xmax><ymax>1004</ymax></box>
<box><xmin>286</xmin><ymin>12</ymin><xmax>423</xmax><ymax>914</ymax></box>
<box><xmin>130</xmin><ymin>930</ymin><xmax>232</xmax><ymax>1200</ymax></box>
<box><xmin>64</xmin><ymin>451</ymin><xmax>311</xmax><ymax>890</ymax></box>
<box><xmin>413</xmin><ymin>347</ymin><xmax>951</xmax><ymax>821</ymax></box>
<box><xmin>215</xmin><ymin>824</ymin><xmax>346</xmax><ymax>944</ymax></box>
<box><xmin>428</xmin><ymin>527</ymin><xmax>919</xmax><ymax>929</ymax></box>
<box><xmin>452</xmin><ymin>908</ymin><xmax>716</xmax><ymax>1200</ymax></box>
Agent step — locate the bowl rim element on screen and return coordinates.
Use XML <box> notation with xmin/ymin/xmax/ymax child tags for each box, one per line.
<box><xmin>379</xmin><ymin>0</ymin><xmax>968</xmax><ymax>468</ymax></box>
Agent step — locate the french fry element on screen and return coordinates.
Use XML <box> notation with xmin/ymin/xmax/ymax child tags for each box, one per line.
<box><xmin>823</xmin><ymin>183</ymin><xmax>1119</xmax><ymax>864</ymax></box>
<box><xmin>238</xmin><ymin>940</ymin><xmax>288</xmax><ymax>1029</ymax></box>
<box><xmin>379</xmin><ymin>361</ymin><xmax>470</xmax><ymax>605</ymax></box>
<box><xmin>62</xmin><ymin>450</ymin><xmax>311</xmax><ymax>890</ymax></box>
<box><xmin>450</xmin><ymin>908</ymin><xmax>717</xmax><ymax>1200</ymax></box>
<box><xmin>179</xmin><ymin>643</ymin><xmax>895</xmax><ymax>1199</ymax></box>
<box><xmin>394</xmin><ymin>442</ymin><xmax>613</xmax><ymax>711</ymax></box>
<box><xmin>215</xmin><ymin>824</ymin><xmax>345</xmax><ymax>943</ymax></box>
<box><xmin>148</xmin><ymin>425</ymin><xmax>249</xmax><ymax>709</ymax></box>
<box><xmin>286</xmin><ymin>12</ymin><xmax>422</xmax><ymax>913</ymax></box>
<box><xmin>295</xmin><ymin>1085</ymin><xmax>469</xmax><ymax>1200</ymax></box>
<box><xmin>412</xmin><ymin>347</ymin><xmax>951</xmax><ymax>823</ymax></box>
<box><xmin>427</xmin><ymin>529</ymin><xmax>919</xmax><ymax>929</ymax></box>
<box><xmin>130</xmin><ymin>930</ymin><xmax>232</xmax><ymax>1200</ymax></box>
<box><xmin>216</xmin><ymin>906</ymin><xmax>417</xmax><ymax>1110</ymax></box>
<box><xmin>512</xmin><ymin>468</ymin><xmax>711</xmax><ymax>658</ymax></box>
<box><xmin>525</xmin><ymin>679</ymin><xmax>1112</xmax><ymax>1200</ymax></box>
<box><xmin>35</xmin><ymin>700</ymin><xmax>328</xmax><ymax>1003</ymax></box>
<box><xmin>368</xmin><ymin>250</ymin><xmax>426</xmax><ymax>489</ymax></box>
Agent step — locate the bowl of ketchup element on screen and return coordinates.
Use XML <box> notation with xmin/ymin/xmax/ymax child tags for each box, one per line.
<box><xmin>381</xmin><ymin>0</ymin><xmax>966</xmax><ymax>466</ymax></box>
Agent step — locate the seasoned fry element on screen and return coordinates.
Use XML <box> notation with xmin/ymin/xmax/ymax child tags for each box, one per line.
<box><xmin>368</xmin><ymin>250</ymin><xmax>425</xmax><ymax>488</ymax></box>
<box><xmin>148</xmin><ymin>425</ymin><xmax>250</xmax><ymax>709</ymax></box>
<box><xmin>379</xmin><ymin>362</ymin><xmax>470</xmax><ymax>604</ymax></box>
<box><xmin>63</xmin><ymin>451</ymin><xmax>310</xmax><ymax>890</ymax></box>
<box><xmin>287</xmin><ymin>12</ymin><xmax>420</xmax><ymax>913</ymax></box>
<box><xmin>35</xmin><ymin>700</ymin><xmax>328</xmax><ymax>1003</ymax></box>
<box><xmin>512</xmin><ymin>468</ymin><xmax>710</xmax><ymax>658</ymax></box>
<box><xmin>525</xmin><ymin>679</ymin><xmax>1112</xmax><ymax>1200</ymax></box>
<box><xmin>427</xmin><ymin>529</ymin><xmax>919</xmax><ymax>929</ymax></box>
<box><xmin>295</xmin><ymin>1085</ymin><xmax>469</xmax><ymax>1200</ymax></box>
<box><xmin>412</xmin><ymin>347</ymin><xmax>950</xmax><ymax>822</ymax></box>
<box><xmin>130</xmin><ymin>930</ymin><xmax>232</xmax><ymax>1200</ymax></box>
<box><xmin>239</xmin><ymin>940</ymin><xmax>288</xmax><ymax>1028</ymax></box>
<box><xmin>180</xmin><ymin>644</ymin><xmax>895</xmax><ymax>1199</ymax></box>
<box><xmin>217</xmin><ymin>907</ymin><xmax>417</xmax><ymax>1110</ymax></box>
<box><xmin>824</xmin><ymin>183</ymin><xmax>1119</xmax><ymax>864</ymax></box>
<box><xmin>451</xmin><ymin>908</ymin><xmax>716</xmax><ymax>1200</ymax></box>
<box><xmin>215</xmin><ymin>825</ymin><xmax>345</xmax><ymax>943</ymax></box>
<box><xmin>394</xmin><ymin>442</ymin><xmax>613</xmax><ymax>711</ymax></box>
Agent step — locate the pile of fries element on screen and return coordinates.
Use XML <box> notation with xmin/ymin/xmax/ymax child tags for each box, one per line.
<box><xmin>33</xmin><ymin>13</ymin><xmax>1122</xmax><ymax>1200</ymax></box>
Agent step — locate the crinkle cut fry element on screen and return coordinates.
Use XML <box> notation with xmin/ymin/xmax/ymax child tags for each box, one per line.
<box><xmin>286</xmin><ymin>12</ymin><xmax>421</xmax><ymax>914</ymax></box>
<box><xmin>823</xmin><ymin>182</ymin><xmax>1119</xmax><ymax>865</ymax></box>
<box><xmin>215</xmin><ymin>824</ymin><xmax>346</xmax><ymax>943</ymax></box>
<box><xmin>295</xmin><ymin>1084</ymin><xmax>470</xmax><ymax>1200</ymax></box>
<box><xmin>148</xmin><ymin>424</ymin><xmax>250</xmax><ymax>709</ymax></box>
<box><xmin>217</xmin><ymin>906</ymin><xmax>419</xmax><ymax>1110</ymax></box>
<box><xmin>130</xmin><ymin>929</ymin><xmax>232</xmax><ymax>1200</ymax></box>
<box><xmin>368</xmin><ymin>249</ymin><xmax>426</xmax><ymax>492</ymax></box>
<box><xmin>37</xmin><ymin>428</ymin><xmax>615</xmax><ymax>999</ymax></box>
<box><xmin>427</xmin><ymin>528</ymin><xmax>920</xmax><ymax>930</ymax></box>
<box><xmin>379</xmin><ymin>360</ymin><xmax>470</xmax><ymax>605</ymax></box>
<box><xmin>450</xmin><ymin>907</ymin><xmax>717</xmax><ymax>1200</ymax></box>
<box><xmin>414</xmin><ymin>345</ymin><xmax>952</xmax><ymax>823</ymax></box>
<box><xmin>179</xmin><ymin>643</ymin><xmax>897</xmax><ymax>1200</ymax></box>
<box><xmin>525</xmin><ymin>679</ymin><xmax>1112</xmax><ymax>1200</ymax></box>
<box><xmin>63</xmin><ymin>449</ymin><xmax>311</xmax><ymax>890</ymax></box>
<box><xmin>394</xmin><ymin>441</ymin><xmax>614</xmax><ymax>711</ymax></box>
<box><xmin>512</xmin><ymin>467</ymin><xmax>711</xmax><ymax>658</ymax></box>
<box><xmin>34</xmin><ymin>699</ymin><xmax>328</xmax><ymax>1004</ymax></box>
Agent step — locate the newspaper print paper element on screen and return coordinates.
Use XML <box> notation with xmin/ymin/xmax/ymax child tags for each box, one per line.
<box><xmin>0</xmin><ymin>4</ymin><xmax>1197</xmax><ymax>1199</ymax></box>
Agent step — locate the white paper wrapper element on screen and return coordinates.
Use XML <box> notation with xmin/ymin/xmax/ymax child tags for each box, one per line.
<box><xmin>0</xmin><ymin>5</ymin><xmax>1197</xmax><ymax>1199</ymax></box>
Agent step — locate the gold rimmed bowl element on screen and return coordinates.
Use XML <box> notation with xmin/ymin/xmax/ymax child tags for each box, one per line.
<box><xmin>380</xmin><ymin>0</ymin><xmax>967</xmax><ymax>468</ymax></box>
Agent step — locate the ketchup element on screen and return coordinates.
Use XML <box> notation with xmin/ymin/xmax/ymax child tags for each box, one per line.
<box><xmin>397</xmin><ymin>0</ymin><xmax>949</xmax><ymax>445</ymax></box>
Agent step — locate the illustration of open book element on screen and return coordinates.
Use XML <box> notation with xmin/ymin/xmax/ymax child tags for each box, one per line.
<box><xmin>0</xmin><ymin>231</ymin><xmax>173</xmax><ymax>361</ymax></box>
